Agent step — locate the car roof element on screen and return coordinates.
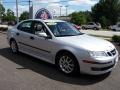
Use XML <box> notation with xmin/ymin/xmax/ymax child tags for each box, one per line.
<box><xmin>43</xmin><ymin>19</ymin><xmax>65</xmax><ymax>22</ymax></box>
<box><xmin>27</xmin><ymin>19</ymin><xmax>65</xmax><ymax>23</ymax></box>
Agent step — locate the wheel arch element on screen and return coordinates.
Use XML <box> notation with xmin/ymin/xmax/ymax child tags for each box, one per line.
<box><xmin>9</xmin><ymin>38</ymin><xmax>16</xmax><ymax>45</ymax></box>
<box><xmin>55</xmin><ymin>49</ymin><xmax>79</xmax><ymax>65</ymax></box>
<box><xmin>55</xmin><ymin>49</ymin><xmax>80</xmax><ymax>74</ymax></box>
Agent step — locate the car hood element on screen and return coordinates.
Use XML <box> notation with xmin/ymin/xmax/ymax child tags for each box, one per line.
<box><xmin>57</xmin><ymin>34</ymin><xmax>115</xmax><ymax>51</ymax></box>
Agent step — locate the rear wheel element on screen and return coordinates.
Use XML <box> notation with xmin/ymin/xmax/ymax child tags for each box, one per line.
<box><xmin>10</xmin><ymin>40</ymin><xmax>18</xmax><ymax>53</ymax></box>
<box><xmin>82</xmin><ymin>27</ymin><xmax>86</xmax><ymax>30</ymax></box>
<box><xmin>94</xmin><ymin>27</ymin><xmax>98</xmax><ymax>30</ymax></box>
<box><xmin>56</xmin><ymin>52</ymin><xmax>79</xmax><ymax>75</ymax></box>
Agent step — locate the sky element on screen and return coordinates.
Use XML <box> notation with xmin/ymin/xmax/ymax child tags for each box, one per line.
<box><xmin>3</xmin><ymin>0</ymin><xmax>99</xmax><ymax>16</ymax></box>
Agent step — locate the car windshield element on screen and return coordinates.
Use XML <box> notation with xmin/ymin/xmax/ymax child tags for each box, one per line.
<box><xmin>45</xmin><ymin>22</ymin><xmax>83</xmax><ymax>37</ymax></box>
<box><xmin>96</xmin><ymin>23</ymin><xmax>101</xmax><ymax>26</ymax></box>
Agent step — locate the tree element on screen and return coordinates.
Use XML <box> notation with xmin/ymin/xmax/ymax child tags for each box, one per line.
<box><xmin>92</xmin><ymin>0</ymin><xmax>120</xmax><ymax>26</ymax></box>
<box><xmin>70</xmin><ymin>11</ymin><xmax>92</xmax><ymax>25</ymax></box>
<box><xmin>4</xmin><ymin>9</ymin><xmax>16</xmax><ymax>21</ymax></box>
<box><xmin>99</xmin><ymin>16</ymin><xmax>109</xmax><ymax>28</ymax></box>
<box><xmin>0</xmin><ymin>4</ymin><xmax>5</xmax><ymax>22</ymax></box>
<box><xmin>83</xmin><ymin>11</ymin><xmax>92</xmax><ymax>23</ymax></box>
<box><xmin>19</xmin><ymin>11</ymin><xmax>29</xmax><ymax>21</ymax></box>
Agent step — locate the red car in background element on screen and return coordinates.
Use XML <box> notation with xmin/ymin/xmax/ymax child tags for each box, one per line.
<box><xmin>70</xmin><ymin>23</ymin><xmax>81</xmax><ymax>30</ymax></box>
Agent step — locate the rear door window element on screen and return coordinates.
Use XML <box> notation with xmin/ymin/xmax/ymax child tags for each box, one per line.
<box><xmin>88</xmin><ymin>23</ymin><xmax>94</xmax><ymax>25</ymax></box>
<box><xmin>17</xmin><ymin>21</ymin><xmax>33</xmax><ymax>33</ymax></box>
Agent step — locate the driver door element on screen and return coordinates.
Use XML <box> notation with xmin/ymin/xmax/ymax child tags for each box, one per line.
<box><xmin>28</xmin><ymin>21</ymin><xmax>56</xmax><ymax>63</ymax></box>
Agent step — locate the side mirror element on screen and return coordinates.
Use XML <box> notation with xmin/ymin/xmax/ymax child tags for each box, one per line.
<box><xmin>37</xmin><ymin>32</ymin><xmax>52</xmax><ymax>39</ymax></box>
<box><xmin>38</xmin><ymin>32</ymin><xmax>47</xmax><ymax>37</ymax></box>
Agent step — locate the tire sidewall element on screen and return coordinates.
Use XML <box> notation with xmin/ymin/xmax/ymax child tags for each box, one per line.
<box><xmin>10</xmin><ymin>40</ymin><xmax>18</xmax><ymax>53</ymax></box>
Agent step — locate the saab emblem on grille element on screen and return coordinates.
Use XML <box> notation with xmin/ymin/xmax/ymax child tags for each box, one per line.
<box><xmin>112</xmin><ymin>50</ymin><xmax>116</xmax><ymax>55</ymax></box>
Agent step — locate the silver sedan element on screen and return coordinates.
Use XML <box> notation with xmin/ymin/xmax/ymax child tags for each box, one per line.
<box><xmin>7</xmin><ymin>19</ymin><xmax>119</xmax><ymax>75</ymax></box>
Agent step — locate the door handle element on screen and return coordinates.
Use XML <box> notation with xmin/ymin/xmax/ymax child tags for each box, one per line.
<box><xmin>30</xmin><ymin>36</ymin><xmax>34</xmax><ymax>40</ymax></box>
<box><xmin>16</xmin><ymin>33</ymin><xmax>20</xmax><ymax>36</ymax></box>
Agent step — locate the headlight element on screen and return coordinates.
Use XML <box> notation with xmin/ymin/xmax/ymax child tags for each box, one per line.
<box><xmin>89</xmin><ymin>51</ymin><xmax>107</xmax><ymax>58</ymax></box>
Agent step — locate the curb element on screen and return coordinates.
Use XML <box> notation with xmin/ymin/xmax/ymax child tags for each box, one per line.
<box><xmin>89</xmin><ymin>34</ymin><xmax>112</xmax><ymax>41</ymax></box>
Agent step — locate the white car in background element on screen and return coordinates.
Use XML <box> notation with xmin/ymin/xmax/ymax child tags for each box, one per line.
<box><xmin>7</xmin><ymin>19</ymin><xmax>119</xmax><ymax>75</ymax></box>
<box><xmin>82</xmin><ymin>22</ymin><xmax>101</xmax><ymax>30</ymax></box>
<box><xmin>110</xmin><ymin>22</ymin><xmax>120</xmax><ymax>31</ymax></box>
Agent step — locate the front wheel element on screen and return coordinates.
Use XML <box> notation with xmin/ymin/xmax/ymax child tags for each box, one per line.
<box><xmin>56</xmin><ymin>52</ymin><xmax>79</xmax><ymax>75</ymax></box>
<box><xmin>112</xmin><ymin>29</ymin><xmax>116</xmax><ymax>31</ymax></box>
<box><xmin>10</xmin><ymin>40</ymin><xmax>19</xmax><ymax>53</ymax></box>
<box><xmin>82</xmin><ymin>27</ymin><xmax>87</xmax><ymax>30</ymax></box>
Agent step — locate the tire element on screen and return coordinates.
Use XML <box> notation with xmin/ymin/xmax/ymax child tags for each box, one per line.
<box><xmin>94</xmin><ymin>27</ymin><xmax>98</xmax><ymax>30</ymax></box>
<box><xmin>82</xmin><ymin>27</ymin><xmax>86</xmax><ymax>30</ymax></box>
<box><xmin>113</xmin><ymin>29</ymin><xmax>116</xmax><ymax>31</ymax></box>
<box><xmin>10</xmin><ymin>40</ymin><xmax>19</xmax><ymax>53</ymax></box>
<box><xmin>56</xmin><ymin>52</ymin><xmax>79</xmax><ymax>75</ymax></box>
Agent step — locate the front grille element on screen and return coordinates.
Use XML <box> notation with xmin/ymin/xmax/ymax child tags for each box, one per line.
<box><xmin>111</xmin><ymin>49</ymin><xmax>116</xmax><ymax>56</ymax></box>
<box><xmin>107</xmin><ymin>52</ymin><xmax>112</xmax><ymax>56</ymax></box>
<box><xmin>107</xmin><ymin>49</ymin><xmax>116</xmax><ymax>56</ymax></box>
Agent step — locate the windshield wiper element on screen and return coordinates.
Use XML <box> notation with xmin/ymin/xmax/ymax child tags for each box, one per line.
<box><xmin>56</xmin><ymin>35</ymin><xmax>75</xmax><ymax>37</ymax></box>
<box><xmin>56</xmin><ymin>33</ymin><xmax>84</xmax><ymax>37</ymax></box>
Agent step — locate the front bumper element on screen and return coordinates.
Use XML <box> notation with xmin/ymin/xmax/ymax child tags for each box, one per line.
<box><xmin>79</xmin><ymin>54</ymin><xmax>119</xmax><ymax>75</ymax></box>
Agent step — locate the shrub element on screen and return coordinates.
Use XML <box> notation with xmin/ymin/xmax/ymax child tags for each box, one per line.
<box><xmin>0</xmin><ymin>27</ymin><xmax>8</xmax><ymax>31</ymax></box>
<box><xmin>112</xmin><ymin>35</ymin><xmax>120</xmax><ymax>44</ymax></box>
<box><xmin>99</xmin><ymin>16</ymin><xmax>110</xmax><ymax>28</ymax></box>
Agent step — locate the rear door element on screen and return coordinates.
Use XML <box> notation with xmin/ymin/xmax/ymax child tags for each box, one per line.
<box><xmin>88</xmin><ymin>22</ymin><xmax>95</xmax><ymax>29</ymax></box>
<box><xmin>16</xmin><ymin>20</ymin><xmax>35</xmax><ymax>53</ymax></box>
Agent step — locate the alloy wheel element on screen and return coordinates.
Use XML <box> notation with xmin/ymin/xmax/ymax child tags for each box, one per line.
<box><xmin>59</xmin><ymin>55</ymin><xmax>75</xmax><ymax>74</ymax></box>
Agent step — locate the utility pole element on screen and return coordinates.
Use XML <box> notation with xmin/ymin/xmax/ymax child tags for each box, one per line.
<box><xmin>65</xmin><ymin>5</ymin><xmax>68</xmax><ymax>20</ymax></box>
<box><xmin>16</xmin><ymin>0</ymin><xmax>19</xmax><ymax>24</ymax></box>
<box><xmin>60</xmin><ymin>6</ymin><xmax>62</xmax><ymax>17</ymax></box>
<box><xmin>53</xmin><ymin>10</ymin><xmax>55</xmax><ymax>19</ymax></box>
<box><xmin>29</xmin><ymin>0</ymin><xmax>32</xmax><ymax>19</ymax></box>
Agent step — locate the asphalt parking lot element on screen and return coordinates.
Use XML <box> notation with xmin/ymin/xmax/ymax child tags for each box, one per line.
<box><xmin>0</xmin><ymin>33</ymin><xmax>120</xmax><ymax>90</ymax></box>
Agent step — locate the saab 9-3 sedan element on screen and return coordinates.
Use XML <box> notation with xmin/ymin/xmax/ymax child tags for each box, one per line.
<box><xmin>7</xmin><ymin>19</ymin><xmax>119</xmax><ymax>75</ymax></box>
